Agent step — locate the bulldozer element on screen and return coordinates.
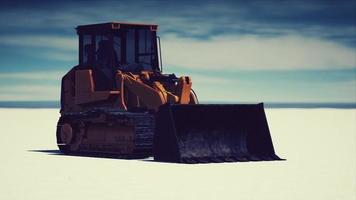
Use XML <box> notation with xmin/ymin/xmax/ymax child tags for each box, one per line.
<box><xmin>57</xmin><ymin>22</ymin><xmax>281</xmax><ymax>163</ymax></box>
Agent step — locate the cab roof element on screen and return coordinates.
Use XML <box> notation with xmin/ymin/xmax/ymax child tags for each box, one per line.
<box><xmin>76</xmin><ymin>22</ymin><xmax>158</xmax><ymax>34</ymax></box>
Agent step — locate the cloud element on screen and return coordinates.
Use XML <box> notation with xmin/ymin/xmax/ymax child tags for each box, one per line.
<box><xmin>0</xmin><ymin>35</ymin><xmax>76</xmax><ymax>51</ymax></box>
<box><xmin>162</xmin><ymin>34</ymin><xmax>356</xmax><ymax>70</ymax></box>
<box><xmin>1</xmin><ymin>31</ymin><xmax>354</xmax><ymax>71</ymax></box>
<box><xmin>0</xmin><ymin>85</ymin><xmax>59</xmax><ymax>101</ymax></box>
<box><xmin>0</xmin><ymin>69</ymin><xmax>354</xmax><ymax>102</ymax></box>
<box><xmin>0</xmin><ymin>34</ymin><xmax>77</xmax><ymax>61</ymax></box>
<box><xmin>0</xmin><ymin>71</ymin><xmax>65</xmax><ymax>80</ymax></box>
<box><xmin>0</xmin><ymin>1</ymin><xmax>354</xmax><ymax>44</ymax></box>
<box><xmin>0</xmin><ymin>31</ymin><xmax>354</xmax><ymax>72</ymax></box>
<box><xmin>39</xmin><ymin>51</ymin><xmax>76</xmax><ymax>62</ymax></box>
<box><xmin>0</xmin><ymin>1</ymin><xmax>355</xmax><ymax>67</ymax></box>
<box><xmin>0</xmin><ymin>1</ymin><xmax>354</xmax><ymax>102</ymax></box>
<box><xmin>0</xmin><ymin>71</ymin><xmax>63</xmax><ymax>101</ymax></box>
<box><xmin>0</xmin><ymin>71</ymin><xmax>64</xmax><ymax>101</ymax></box>
<box><xmin>192</xmin><ymin>75</ymin><xmax>356</xmax><ymax>103</ymax></box>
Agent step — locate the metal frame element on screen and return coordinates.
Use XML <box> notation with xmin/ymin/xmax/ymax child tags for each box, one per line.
<box><xmin>77</xmin><ymin>22</ymin><xmax>159</xmax><ymax>72</ymax></box>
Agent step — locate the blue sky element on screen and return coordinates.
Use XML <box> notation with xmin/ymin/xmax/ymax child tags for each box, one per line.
<box><xmin>0</xmin><ymin>0</ymin><xmax>355</xmax><ymax>102</ymax></box>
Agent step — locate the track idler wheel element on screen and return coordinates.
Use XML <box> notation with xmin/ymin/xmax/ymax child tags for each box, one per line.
<box><xmin>60</xmin><ymin>123</ymin><xmax>73</xmax><ymax>145</ymax></box>
<box><xmin>56</xmin><ymin>117</ymin><xmax>84</xmax><ymax>154</ymax></box>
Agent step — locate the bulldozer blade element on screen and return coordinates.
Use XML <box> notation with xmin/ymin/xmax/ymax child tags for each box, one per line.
<box><xmin>154</xmin><ymin>103</ymin><xmax>282</xmax><ymax>163</ymax></box>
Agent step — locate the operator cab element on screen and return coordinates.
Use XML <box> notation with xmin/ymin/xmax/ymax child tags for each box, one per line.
<box><xmin>76</xmin><ymin>22</ymin><xmax>160</xmax><ymax>90</ymax></box>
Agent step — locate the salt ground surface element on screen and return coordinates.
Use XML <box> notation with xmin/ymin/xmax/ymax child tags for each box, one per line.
<box><xmin>0</xmin><ymin>108</ymin><xmax>355</xmax><ymax>200</ymax></box>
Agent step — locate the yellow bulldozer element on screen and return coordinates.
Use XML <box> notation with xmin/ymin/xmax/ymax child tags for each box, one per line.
<box><xmin>57</xmin><ymin>22</ymin><xmax>281</xmax><ymax>163</ymax></box>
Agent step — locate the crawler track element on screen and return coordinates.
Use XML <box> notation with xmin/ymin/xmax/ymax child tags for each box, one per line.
<box><xmin>57</xmin><ymin>108</ymin><xmax>155</xmax><ymax>158</ymax></box>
